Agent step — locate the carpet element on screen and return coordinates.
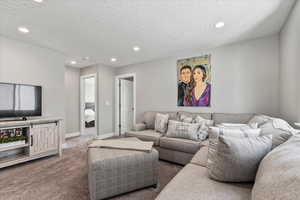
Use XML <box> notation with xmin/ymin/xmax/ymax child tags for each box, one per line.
<box><xmin>0</xmin><ymin>144</ymin><xmax>182</xmax><ymax>200</ymax></box>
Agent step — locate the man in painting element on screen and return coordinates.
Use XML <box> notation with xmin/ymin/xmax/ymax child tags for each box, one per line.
<box><xmin>178</xmin><ymin>65</ymin><xmax>192</xmax><ymax>106</ymax></box>
<box><xmin>184</xmin><ymin>65</ymin><xmax>211</xmax><ymax>106</ymax></box>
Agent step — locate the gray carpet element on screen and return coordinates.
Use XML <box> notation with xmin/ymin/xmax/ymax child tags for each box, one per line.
<box><xmin>0</xmin><ymin>144</ymin><xmax>182</xmax><ymax>200</ymax></box>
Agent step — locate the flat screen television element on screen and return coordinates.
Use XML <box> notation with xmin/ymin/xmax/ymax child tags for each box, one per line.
<box><xmin>0</xmin><ymin>83</ymin><xmax>42</xmax><ymax>119</ymax></box>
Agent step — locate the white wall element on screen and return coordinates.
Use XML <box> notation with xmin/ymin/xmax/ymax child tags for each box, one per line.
<box><xmin>116</xmin><ymin>35</ymin><xmax>280</xmax><ymax>122</ymax></box>
<box><xmin>0</xmin><ymin>36</ymin><xmax>66</xmax><ymax>136</ymax></box>
<box><xmin>81</xmin><ymin>64</ymin><xmax>115</xmax><ymax>135</ymax></box>
<box><xmin>65</xmin><ymin>66</ymin><xmax>80</xmax><ymax>134</ymax></box>
<box><xmin>279</xmin><ymin>1</ymin><xmax>300</xmax><ymax>123</ymax></box>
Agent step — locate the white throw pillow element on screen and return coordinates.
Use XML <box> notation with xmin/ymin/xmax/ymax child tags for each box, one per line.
<box><xmin>154</xmin><ymin>113</ymin><xmax>169</xmax><ymax>133</ymax></box>
<box><xmin>217</xmin><ymin>123</ymin><xmax>258</xmax><ymax>129</ymax></box>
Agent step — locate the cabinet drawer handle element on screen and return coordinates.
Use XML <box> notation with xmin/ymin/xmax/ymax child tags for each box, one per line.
<box><xmin>31</xmin><ymin>136</ymin><xmax>33</xmax><ymax>146</ymax></box>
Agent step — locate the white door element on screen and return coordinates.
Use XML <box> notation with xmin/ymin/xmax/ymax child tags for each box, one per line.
<box><xmin>120</xmin><ymin>79</ymin><xmax>134</xmax><ymax>134</ymax></box>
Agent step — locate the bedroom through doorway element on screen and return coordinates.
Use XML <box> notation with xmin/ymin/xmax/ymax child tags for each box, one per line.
<box><xmin>80</xmin><ymin>74</ymin><xmax>97</xmax><ymax>137</ymax></box>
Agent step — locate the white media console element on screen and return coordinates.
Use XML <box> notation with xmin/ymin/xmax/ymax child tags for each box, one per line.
<box><xmin>0</xmin><ymin>117</ymin><xmax>62</xmax><ymax>169</ymax></box>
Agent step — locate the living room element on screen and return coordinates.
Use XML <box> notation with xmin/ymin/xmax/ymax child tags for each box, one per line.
<box><xmin>0</xmin><ymin>0</ymin><xmax>299</xmax><ymax>199</ymax></box>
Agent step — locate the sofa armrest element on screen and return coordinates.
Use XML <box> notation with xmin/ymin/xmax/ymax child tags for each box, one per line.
<box><xmin>133</xmin><ymin>123</ymin><xmax>147</xmax><ymax>131</ymax></box>
<box><xmin>190</xmin><ymin>146</ymin><xmax>208</xmax><ymax>167</ymax></box>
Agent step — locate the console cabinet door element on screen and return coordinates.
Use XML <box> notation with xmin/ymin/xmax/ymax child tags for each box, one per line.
<box><xmin>30</xmin><ymin>123</ymin><xmax>59</xmax><ymax>156</ymax></box>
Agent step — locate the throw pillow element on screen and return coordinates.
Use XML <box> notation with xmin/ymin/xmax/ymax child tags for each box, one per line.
<box><xmin>209</xmin><ymin>127</ymin><xmax>261</xmax><ymax>140</ymax></box>
<box><xmin>193</xmin><ymin>115</ymin><xmax>214</xmax><ymax>126</ymax></box>
<box><xmin>248</xmin><ymin>115</ymin><xmax>271</xmax><ymax>127</ymax></box>
<box><xmin>260</xmin><ymin>120</ymin><xmax>295</xmax><ymax>148</ymax></box>
<box><xmin>217</xmin><ymin>123</ymin><xmax>258</xmax><ymax>129</ymax></box>
<box><xmin>179</xmin><ymin>114</ymin><xmax>193</xmax><ymax>123</ymax></box>
<box><xmin>252</xmin><ymin>135</ymin><xmax>300</xmax><ymax>200</ymax></box>
<box><xmin>166</xmin><ymin>120</ymin><xmax>201</xmax><ymax>141</ymax></box>
<box><xmin>207</xmin><ymin>134</ymin><xmax>272</xmax><ymax>182</ymax></box>
<box><xmin>154</xmin><ymin>113</ymin><xmax>169</xmax><ymax>133</ymax></box>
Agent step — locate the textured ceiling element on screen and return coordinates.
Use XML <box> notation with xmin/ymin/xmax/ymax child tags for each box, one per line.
<box><xmin>0</xmin><ymin>0</ymin><xmax>295</xmax><ymax>68</ymax></box>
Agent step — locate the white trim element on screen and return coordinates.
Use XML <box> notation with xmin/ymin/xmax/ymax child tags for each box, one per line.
<box><xmin>115</xmin><ymin>73</ymin><xmax>136</xmax><ymax>136</ymax></box>
<box><xmin>95</xmin><ymin>133</ymin><xmax>114</xmax><ymax>139</ymax></box>
<box><xmin>65</xmin><ymin>132</ymin><xmax>81</xmax><ymax>139</ymax></box>
<box><xmin>80</xmin><ymin>73</ymin><xmax>98</xmax><ymax>136</ymax></box>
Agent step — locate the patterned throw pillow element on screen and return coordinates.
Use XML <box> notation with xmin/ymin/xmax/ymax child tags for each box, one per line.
<box><xmin>154</xmin><ymin>113</ymin><xmax>169</xmax><ymax>133</ymax></box>
<box><xmin>166</xmin><ymin>120</ymin><xmax>200</xmax><ymax>141</ymax></box>
<box><xmin>193</xmin><ymin>115</ymin><xmax>214</xmax><ymax>126</ymax></box>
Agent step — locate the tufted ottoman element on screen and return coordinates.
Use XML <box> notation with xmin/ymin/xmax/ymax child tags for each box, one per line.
<box><xmin>88</xmin><ymin>138</ymin><xmax>159</xmax><ymax>200</ymax></box>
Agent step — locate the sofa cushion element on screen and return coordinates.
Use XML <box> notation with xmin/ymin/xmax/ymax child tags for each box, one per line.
<box><xmin>207</xmin><ymin>134</ymin><xmax>272</xmax><ymax>182</ymax></box>
<box><xmin>125</xmin><ymin>130</ymin><xmax>162</xmax><ymax>146</ymax></box>
<box><xmin>155</xmin><ymin>164</ymin><xmax>252</xmax><ymax>200</ymax></box>
<box><xmin>159</xmin><ymin>137</ymin><xmax>202</xmax><ymax>154</ymax></box>
<box><xmin>252</xmin><ymin>135</ymin><xmax>300</xmax><ymax>200</ymax></box>
<box><xmin>143</xmin><ymin>111</ymin><xmax>178</xmax><ymax>129</ymax></box>
<box><xmin>212</xmin><ymin>113</ymin><xmax>255</xmax><ymax>125</ymax></box>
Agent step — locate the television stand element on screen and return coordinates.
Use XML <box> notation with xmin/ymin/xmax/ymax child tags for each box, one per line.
<box><xmin>0</xmin><ymin>117</ymin><xmax>62</xmax><ymax>169</ymax></box>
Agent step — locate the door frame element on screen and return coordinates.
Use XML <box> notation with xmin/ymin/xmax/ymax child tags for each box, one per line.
<box><xmin>115</xmin><ymin>73</ymin><xmax>136</xmax><ymax>136</ymax></box>
<box><xmin>80</xmin><ymin>73</ymin><xmax>98</xmax><ymax>135</ymax></box>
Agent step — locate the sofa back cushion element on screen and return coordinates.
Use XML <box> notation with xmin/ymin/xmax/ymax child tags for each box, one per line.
<box><xmin>178</xmin><ymin>111</ymin><xmax>212</xmax><ymax>120</ymax></box>
<box><xmin>252</xmin><ymin>135</ymin><xmax>300</xmax><ymax>200</ymax></box>
<box><xmin>212</xmin><ymin>113</ymin><xmax>254</xmax><ymax>125</ymax></box>
<box><xmin>143</xmin><ymin>111</ymin><xmax>178</xmax><ymax>129</ymax></box>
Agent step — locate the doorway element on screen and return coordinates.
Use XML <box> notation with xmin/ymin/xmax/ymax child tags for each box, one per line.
<box><xmin>80</xmin><ymin>74</ymin><xmax>97</xmax><ymax>137</ymax></box>
<box><xmin>115</xmin><ymin>73</ymin><xmax>136</xmax><ymax>136</ymax></box>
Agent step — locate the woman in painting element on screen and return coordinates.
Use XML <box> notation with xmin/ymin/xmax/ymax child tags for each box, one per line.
<box><xmin>184</xmin><ymin>65</ymin><xmax>211</xmax><ymax>106</ymax></box>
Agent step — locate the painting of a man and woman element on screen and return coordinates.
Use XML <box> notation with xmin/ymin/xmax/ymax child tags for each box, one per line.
<box><xmin>177</xmin><ymin>55</ymin><xmax>211</xmax><ymax>107</ymax></box>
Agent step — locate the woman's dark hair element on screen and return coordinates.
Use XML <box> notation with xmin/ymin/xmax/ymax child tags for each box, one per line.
<box><xmin>193</xmin><ymin>65</ymin><xmax>207</xmax><ymax>81</ymax></box>
<box><xmin>184</xmin><ymin>65</ymin><xmax>207</xmax><ymax>105</ymax></box>
<box><xmin>180</xmin><ymin>65</ymin><xmax>192</xmax><ymax>73</ymax></box>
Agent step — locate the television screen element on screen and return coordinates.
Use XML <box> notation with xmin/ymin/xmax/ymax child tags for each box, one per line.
<box><xmin>0</xmin><ymin>83</ymin><xmax>42</xmax><ymax>118</ymax></box>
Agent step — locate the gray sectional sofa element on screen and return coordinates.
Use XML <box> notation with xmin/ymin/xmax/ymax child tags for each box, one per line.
<box><xmin>125</xmin><ymin>111</ymin><xmax>254</xmax><ymax>165</ymax></box>
<box><xmin>125</xmin><ymin>111</ymin><xmax>300</xmax><ymax>200</ymax></box>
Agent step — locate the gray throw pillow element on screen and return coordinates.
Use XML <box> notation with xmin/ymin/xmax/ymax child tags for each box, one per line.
<box><xmin>179</xmin><ymin>114</ymin><xmax>193</xmax><ymax>123</ymax></box>
<box><xmin>260</xmin><ymin>121</ymin><xmax>294</xmax><ymax>148</ymax></box>
<box><xmin>154</xmin><ymin>113</ymin><xmax>169</xmax><ymax>133</ymax></box>
<box><xmin>252</xmin><ymin>135</ymin><xmax>300</xmax><ymax>200</ymax></box>
<box><xmin>166</xmin><ymin>120</ymin><xmax>201</xmax><ymax>141</ymax></box>
<box><xmin>207</xmin><ymin>134</ymin><xmax>272</xmax><ymax>182</ymax></box>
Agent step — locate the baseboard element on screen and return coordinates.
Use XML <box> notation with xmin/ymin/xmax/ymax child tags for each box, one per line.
<box><xmin>95</xmin><ymin>133</ymin><xmax>114</xmax><ymax>139</ymax></box>
<box><xmin>65</xmin><ymin>132</ymin><xmax>81</xmax><ymax>139</ymax></box>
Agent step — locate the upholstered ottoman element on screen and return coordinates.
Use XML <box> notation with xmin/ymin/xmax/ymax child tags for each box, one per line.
<box><xmin>88</xmin><ymin>138</ymin><xmax>159</xmax><ymax>200</ymax></box>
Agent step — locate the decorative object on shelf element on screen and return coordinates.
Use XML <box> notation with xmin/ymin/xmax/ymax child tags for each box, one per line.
<box><xmin>177</xmin><ymin>55</ymin><xmax>211</xmax><ymax>107</ymax></box>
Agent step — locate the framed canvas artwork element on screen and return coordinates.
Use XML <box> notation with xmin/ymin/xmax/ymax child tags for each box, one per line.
<box><xmin>177</xmin><ymin>55</ymin><xmax>211</xmax><ymax>107</ymax></box>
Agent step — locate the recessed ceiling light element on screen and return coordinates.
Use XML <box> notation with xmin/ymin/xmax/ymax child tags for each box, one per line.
<box><xmin>215</xmin><ymin>21</ymin><xmax>225</xmax><ymax>28</ymax></box>
<box><xmin>111</xmin><ymin>58</ymin><xmax>117</xmax><ymax>62</ymax></box>
<box><xmin>18</xmin><ymin>27</ymin><xmax>30</xmax><ymax>34</ymax></box>
<box><xmin>70</xmin><ymin>61</ymin><xmax>77</xmax><ymax>65</ymax></box>
<box><xmin>133</xmin><ymin>46</ymin><xmax>140</xmax><ymax>52</ymax></box>
<box><xmin>33</xmin><ymin>0</ymin><xmax>43</xmax><ymax>3</ymax></box>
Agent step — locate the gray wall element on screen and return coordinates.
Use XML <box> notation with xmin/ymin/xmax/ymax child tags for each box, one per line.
<box><xmin>279</xmin><ymin>1</ymin><xmax>300</xmax><ymax>123</ymax></box>
<box><xmin>65</xmin><ymin>66</ymin><xmax>80</xmax><ymax>134</ymax></box>
<box><xmin>0</xmin><ymin>36</ymin><xmax>66</xmax><ymax>135</ymax></box>
<box><xmin>116</xmin><ymin>35</ymin><xmax>280</xmax><ymax>122</ymax></box>
<box><xmin>81</xmin><ymin>64</ymin><xmax>115</xmax><ymax>135</ymax></box>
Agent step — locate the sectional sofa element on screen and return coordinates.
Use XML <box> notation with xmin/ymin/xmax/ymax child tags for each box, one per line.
<box><xmin>125</xmin><ymin>111</ymin><xmax>255</xmax><ymax>165</ymax></box>
<box><xmin>125</xmin><ymin>111</ymin><xmax>300</xmax><ymax>200</ymax></box>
